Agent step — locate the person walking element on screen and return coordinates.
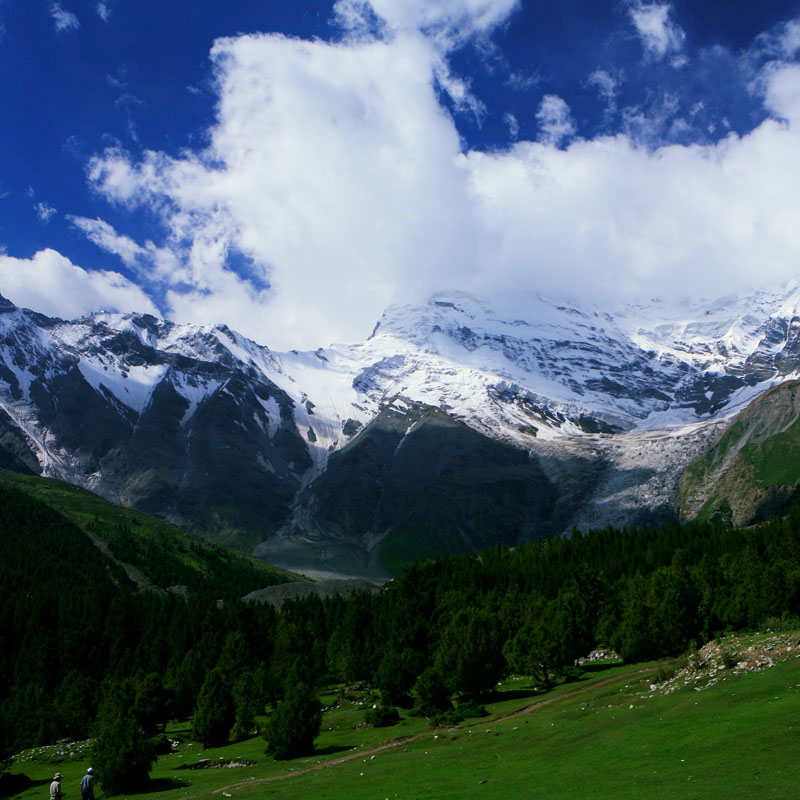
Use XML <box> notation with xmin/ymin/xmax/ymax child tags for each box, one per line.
<box><xmin>49</xmin><ymin>773</ymin><xmax>64</xmax><ymax>800</ymax></box>
<box><xmin>79</xmin><ymin>768</ymin><xmax>95</xmax><ymax>800</ymax></box>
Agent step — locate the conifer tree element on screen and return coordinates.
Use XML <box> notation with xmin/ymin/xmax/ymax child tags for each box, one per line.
<box><xmin>192</xmin><ymin>669</ymin><xmax>234</xmax><ymax>748</ymax></box>
<box><xmin>54</xmin><ymin>671</ymin><xmax>97</xmax><ymax>741</ymax></box>
<box><xmin>92</xmin><ymin>681</ymin><xmax>156</xmax><ymax>795</ymax></box>
<box><xmin>263</xmin><ymin>679</ymin><xmax>321</xmax><ymax>760</ymax></box>
<box><xmin>231</xmin><ymin>671</ymin><xmax>260</xmax><ymax>740</ymax></box>
<box><xmin>434</xmin><ymin>607</ymin><xmax>505</xmax><ymax>697</ymax></box>
<box><xmin>132</xmin><ymin>673</ymin><xmax>171</xmax><ymax>735</ymax></box>
<box><xmin>412</xmin><ymin>667</ymin><xmax>452</xmax><ymax>715</ymax></box>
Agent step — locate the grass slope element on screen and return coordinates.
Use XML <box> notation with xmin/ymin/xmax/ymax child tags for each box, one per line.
<box><xmin>0</xmin><ymin>470</ymin><xmax>299</xmax><ymax>597</ymax></box>
<box><xmin>10</xmin><ymin>632</ymin><xmax>799</xmax><ymax>800</ymax></box>
<box><xmin>681</xmin><ymin>380</ymin><xmax>800</xmax><ymax>525</ymax></box>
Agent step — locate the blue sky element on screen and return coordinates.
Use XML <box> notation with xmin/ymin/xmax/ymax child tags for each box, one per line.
<box><xmin>2</xmin><ymin>0</ymin><xmax>800</xmax><ymax>348</ymax></box>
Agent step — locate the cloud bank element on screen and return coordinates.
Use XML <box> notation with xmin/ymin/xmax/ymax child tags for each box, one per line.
<box><xmin>22</xmin><ymin>0</ymin><xmax>800</xmax><ymax>350</ymax></box>
<box><xmin>0</xmin><ymin>249</ymin><xmax>158</xmax><ymax>319</ymax></box>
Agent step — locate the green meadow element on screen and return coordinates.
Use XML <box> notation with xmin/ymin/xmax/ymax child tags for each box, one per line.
<box><xmin>11</xmin><ymin>633</ymin><xmax>799</xmax><ymax>800</ymax></box>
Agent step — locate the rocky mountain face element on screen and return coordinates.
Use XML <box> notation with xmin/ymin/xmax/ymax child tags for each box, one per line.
<box><xmin>2</xmin><ymin>285</ymin><xmax>800</xmax><ymax>575</ymax></box>
<box><xmin>680</xmin><ymin>379</ymin><xmax>800</xmax><ymax>526</ymax></box>
<box><xmin>0</xmin><ymin>295</ymin><xmax>311</xmax><ymax>548</ymax></box>
<box><xmin>258</xmin><ymin>398</ymin><xmax>558</xmax><ymax>575</ymax></box>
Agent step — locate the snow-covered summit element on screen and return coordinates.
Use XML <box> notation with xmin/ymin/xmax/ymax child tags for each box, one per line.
<box><xmin>289</xmin><ymin>284</ymin><xmax>800</xmax><ymax>453</ymax></box>
<box><xmin>3</xmin><ymin>284</ymin><xmax>800</xmax><ymax>465</ymax></box>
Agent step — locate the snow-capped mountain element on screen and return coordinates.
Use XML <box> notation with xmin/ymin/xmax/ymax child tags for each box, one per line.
<box><xmin>2</xmin><ymin>285</ymin><xmax>800</xmax><ymax>575</ymax></box>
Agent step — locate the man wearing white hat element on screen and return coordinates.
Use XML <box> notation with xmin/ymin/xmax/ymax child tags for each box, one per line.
<box><xmin>49</xmin><ymin>773</ymin><xmax>64</xmax><ymax>800</ymax></box>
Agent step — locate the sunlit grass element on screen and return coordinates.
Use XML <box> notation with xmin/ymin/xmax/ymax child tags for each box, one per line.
<box><xmin>11</xmin><ymin>632</ymin><xmax>799</xmax><ymax>800</ymax></box>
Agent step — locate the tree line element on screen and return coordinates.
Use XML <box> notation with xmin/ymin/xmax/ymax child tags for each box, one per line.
<box><xmin>1</xmin><ymin>484</ymin><xmax>799</xmax><ymax>791</ymax></box>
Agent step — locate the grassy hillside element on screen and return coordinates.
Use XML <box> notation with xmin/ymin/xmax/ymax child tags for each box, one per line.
<box><xmin>0</xmin><ymin>469</ymin><xmax>299</xmax><ymax>597</ymax></box>
<box><xmin>9</xmin><ymin>631</ymin><xmax>799</xmax><ymax>800</ymax></box>
<box><xmin>681</xmin><ymin>380</ymin><xmax>800</xmax><ymax>525</ymax></box>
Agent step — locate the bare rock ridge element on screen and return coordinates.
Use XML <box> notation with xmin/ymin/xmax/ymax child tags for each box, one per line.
<box><xmin>2</xmin><ymin>285</ymin><xmax>800</xmax><ymax>575</ymax></box>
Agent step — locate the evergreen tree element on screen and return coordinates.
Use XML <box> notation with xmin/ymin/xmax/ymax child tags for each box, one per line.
<box><xmin>54</xmin><ymin>671</ymin><xmax>97</xmax><ymax>741</ymax></box>
<box><xmin>132</xmin><ymin>673</ymin><xmax>171</xmax><ymax>735</ymax></box>
<box><xmin>614</xmin><ymin>574</ymin><xmax>653</xmax><ymax>662</ymax></box>
<box><xmin>505</xmin><ymin>595</ymin><xmax>556</xmax><ymax>685</ymax></box>
<box><xmin>0</xmin><ymin>703</ymin><xmax>12</xmax><ymax>770</ymax></box>
<box><xmin>434</xmin><ymin>607</ymin><xmax>506</xmax><ymax>697</ymax></box>
<box><xmin>231</xmin><ymin>671</ymin><xmax>260</xmax><ymax>740</ymax></box>
<box><xmin>166</xmin><ymin>648</ymin><xmax>205</xmax><ymax>720</ymax></box>
<box><xmin>192</xmin><ymin>669</ymin><xmax>234</xmax><ymax>748</ymax></box>
<box><xmin>412</xmin><ymin>667</ymin><xmax>452</xmax><ymax>715</ymax></box>
<box><xmin>92</xmin><ymin>681</ymin><xmax>156</xmax><ymax>796</ymax></box>
<box><xmin>374</xmin><ymin>648</ymin><xmax>423</xmax><ymax>707</ymax></box>
<box><xmin>263</xmin><ymin>680</ymin><xmax>322</xmax><ymax>760</ymax></box>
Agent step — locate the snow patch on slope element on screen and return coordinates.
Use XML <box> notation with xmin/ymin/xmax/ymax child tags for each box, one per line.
<box><xmin>77</xmin><ymin>358</ymin><xmax>168</xmax><ymax>414</ymax></box>
<box><xmin>170</xmin><ymin>372</ymin><xmax>225</xmax><ymax>426</ymax></box>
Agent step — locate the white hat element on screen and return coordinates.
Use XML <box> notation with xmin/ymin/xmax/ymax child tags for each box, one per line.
<box><xmin>87</xmin><ymin>768</ymin><xmax>93</xmax><ymax>774</ymax></box>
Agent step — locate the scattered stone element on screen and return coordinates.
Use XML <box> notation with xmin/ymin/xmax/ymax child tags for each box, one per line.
<box><xmin>648</xmin><ymin>632</ymin><xmax>800</xmax><ymax>697</ymax></box>
<box><xmin>185</xmin><ymin>758</ymin><xmax>257</xmax><ymax>770</ymax></box>
<box><xmin>575</xmin><ymin>648</ymin><xmax>621</xmax><ymax>665</ymax></box>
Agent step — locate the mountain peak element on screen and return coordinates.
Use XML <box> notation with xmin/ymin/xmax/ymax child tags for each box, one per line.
<box><xmin>0</xmin><ymin>293</ymin><xmax>16</xmax><ymax>312</ymax></box>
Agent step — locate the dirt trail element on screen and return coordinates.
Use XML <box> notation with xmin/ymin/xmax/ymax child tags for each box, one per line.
<box><xmin>209</xmin><ymin>667</ymin><xmax>650</xmax><ymax>795</ymax></box>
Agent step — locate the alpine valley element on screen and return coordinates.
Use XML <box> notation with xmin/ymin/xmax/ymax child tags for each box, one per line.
<box><xmin>3</xmin><ymin>285</ymin><xmax>800</xmax><ymax>577</ymax></box>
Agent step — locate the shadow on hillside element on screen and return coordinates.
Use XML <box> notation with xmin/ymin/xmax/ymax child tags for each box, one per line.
<box><xmin>580</xmin><ymin>662</ymin><xmax>623</xmax><ymax>675</ymax></box>
<box><xmin>142</xmin><ymin>778</ymin><xmax>189</xmax><ymax>794</ymax></box>
<box><xmin>485</xmin><ymin>687</ymin><xmax>543</xmax><ymax>703</ymax></box>
<box><xmin>0</xmin><ymin>776</ymin><xmax>46</xmax><ymax>799</ymax></box>
<box><xmin>483</xmin><ymin>664</ymin><xmax>623</xmax><ymax>704</ymax></box>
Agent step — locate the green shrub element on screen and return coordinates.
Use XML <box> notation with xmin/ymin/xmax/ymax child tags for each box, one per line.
<box><xmin>411</xmin><ymin>668</ymin><xmax>452</xmax><ymax>717</ymax></box>
<box><xmin>455</xmin><ymin>699</ymin><xmax>487</xmax><ymax>718</ymax></box>
<box><xmin>429</xmin><ymin>708</ymin><xmax>464</xmax><ymax>728</ymax></box>
<box><xmin>364</xmin><ymin>705</ymin><xmax>400</xmax><ymax>728</ymax></box>
<box><xmin>720</xmin><ymin>649</ymin><xmax>738</xmax><ymax>670</ymax></box>
<box><xmin>654</xmin><ymin>654</ymin><xmax>688</xmax><ymax>683</ymax></box>
<box><xmin>561</xmin><ymin>665</ymin><xmax>584</xmax><ymax>683</ymax></box>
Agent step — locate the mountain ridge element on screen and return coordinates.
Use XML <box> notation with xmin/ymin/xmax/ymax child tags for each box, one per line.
<box><xmin>2</xmin><ymin>286</ymin><xmax>800</xmax><ymax>573</ymax></box>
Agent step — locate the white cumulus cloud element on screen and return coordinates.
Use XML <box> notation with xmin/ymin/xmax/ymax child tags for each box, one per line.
<box><xmin>763</xmin><ymin>62</ymin><xmax>800</xmax><ymax>124</ymax></box>
<box><xmin>628</xmin><ymin>2</ymin><xmax>685</xmax><ymax>60</ymax></box>
<box><xmin>75</xmin><ymin>19</ymin><xmax>800</xmax><ymax>351</ymax></box>
<box><xmin>0</xmin><ymin>249</ymin><xmax>159</xmax><ymax>319</ymax></box>
<box><xmin>335</xmin><ymin>0</ymin><xmax>519</xmax><ymax>47</ymax></box>
<box><xmin>86</xmin><ymin>32</ymin><xmax>479</xmax><ymax>348</ymax></box>
<box><xmin>535</xmin><ymin>94</ymin><xmax>576</xmax><ymax>146</ymax></box>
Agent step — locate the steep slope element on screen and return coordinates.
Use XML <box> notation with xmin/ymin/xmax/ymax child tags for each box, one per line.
<box><xmin>680</xmin><ymin>379</ymin><xmax>800</xmax><ymax>525</ymax></box>
<box><xmin>259</xmin><ymin>398</ymin><xmax>558</xmax><ymax>575</ymax></box>
<box><xmin>0</xmin><ymin>298</ymin><xmax>312</xmax><ymax>549</ymax></box>
<box><xmin>0</xmin><ymin>470</ymin><xmax>298</xmax><ymax>596</ymax></box>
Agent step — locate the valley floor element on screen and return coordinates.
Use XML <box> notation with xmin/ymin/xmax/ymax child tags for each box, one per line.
<box><xmin>9</xmin><ymin>630</ymin><xmax>800</xmax><ymax>800</ymax></box>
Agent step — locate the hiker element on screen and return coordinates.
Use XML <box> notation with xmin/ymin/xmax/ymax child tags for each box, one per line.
<box><xmin>80</xmin><ymin>768</ymin><xmax>95</xmax><ymax>800</ymax></box>
<box><xmin>50</xmin><ymin>773</ymin><xmax>64</xmax><ymax>800</ymax></box>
